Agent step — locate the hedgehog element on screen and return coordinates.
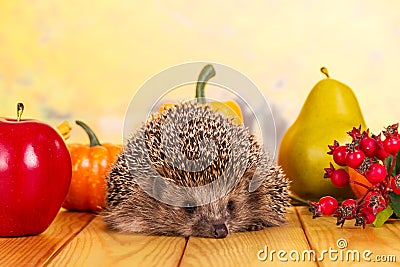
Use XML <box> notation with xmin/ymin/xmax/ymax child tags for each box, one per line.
<box><xmin>102</xmin><ymin>101</ymin><xmax>290</xmax><ymax>238</ymax></box>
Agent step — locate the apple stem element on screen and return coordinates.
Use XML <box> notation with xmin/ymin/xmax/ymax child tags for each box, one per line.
<box><xmin>17</xmin><ymin>102</ymin><xmax>24</xmax><ymax>122</ymax></box>
<box><xmin>195</xmin><ymin>64</ymin><xmax>216</xmax><ymax>104</ymax></box>
<box><xmin>320</xmin><ymin>67</ymin><xmax>330</xmax><ymax>78</ymax></box>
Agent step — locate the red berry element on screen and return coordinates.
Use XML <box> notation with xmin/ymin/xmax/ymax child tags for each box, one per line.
<box><xmin>390</xmin><ymin>175</ymin><xmax>400</xmax><ymax>194</ymax></box>
<box><xmin>364</xmin><ymin>192</ymin><xmax>386</xmax><ymax>215</ymax></box>
<box><xmin>365</xmin><ymin>163</ymin><xmax>387</xmax><ymax>184</ymax></box>
<box><xmin>318</xmin><ymin>196</ymin><xmax>338</xmax><ymax>216</ymax></box>
<box><xmin>359</xmin><ymin>136</ymin><xmax>378</xmax><ymax>157</ymax></box>
<box><xmin>373</xmin><ymin>133</ymin><xmax>390</xmax><ymax>161</ymax></box>
<box><xmin>342</xmin><ymin>198</ymin><xmax>357</xmax><ymax>206</ymax></box>
<box><xmin>334</xmin><ymin>199</ymin><xmax>358</xmax><ymax>227</ymax></box>
<box><xmin>345</xmin><ymin>150</ymin><xmax>366</xmax><ymax>169</ymax></box>
<box><xmin>340</xmin><ymin>199</ymin><xmax>357</xmax><ymax>219</ymax></box>
<box><xmin>376</xmin><ymin>146</ymin><xmax>390</xmax><ymax>161</ymax></box>
<box><xmin>333</xmin><ymin>146</ymin><xmax>347</xmax><ymax>166</ymax></box>
<box><xmin>347</xmin><ymin>126</ymin><xmax>363</xmax><ymax>140</ymax></box>
<box><xmin>360</xmin><ymin>208</ymin><xmax>376</xmax><ymax>224</ymax></box>
<box><xmin>383</xmin><ymin>137</ymin><xmax>400</xmax><ymax>155</ymax></box>
<box><xmin>308</xmin><ymin>202</ymin><xmax>321</xmax><ymax>218</ymax></box>
<box><xmin>383</xmin><ymin>123</ymin><xmax>399</xmax><ymax>138</ymax></box>
<box><xmin>324</xmin><ymin>163</ymin><xmax>350</xmax><ymax>187</ymax></box>
<box><xmin>355</xmin><ymin>207</ymin><xmax>377</xmax><ymax>228</ymax></box>
<box><xmin>330</xmin><ymin>169</ymin><xmax>350</xmax><ymax>187</ymax></box>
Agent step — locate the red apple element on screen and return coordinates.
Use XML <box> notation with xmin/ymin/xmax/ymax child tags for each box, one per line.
<box><xmin>0</xmin><ymin>103</ymin><xmax>72</xmax><ymax>237</ymax></box>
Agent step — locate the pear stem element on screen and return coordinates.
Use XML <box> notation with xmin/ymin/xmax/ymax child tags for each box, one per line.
<box><xmin>320</xmin><ymin>67</ymin><xmax>330</xmax><ymax>78</ymax></box>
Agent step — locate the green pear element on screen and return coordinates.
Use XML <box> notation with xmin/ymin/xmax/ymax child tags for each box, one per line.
<box><xmin>278</xmin><ymin>67</ymin><xmax>366</xmax><ymax>200</ymax></box>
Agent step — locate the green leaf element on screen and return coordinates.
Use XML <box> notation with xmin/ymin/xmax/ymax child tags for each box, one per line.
<box><xmin>385</xmin><ymin>155</ymin><xmax>394</xmax><ymax>176</ymax></box>
<box><xmin>373</xmin><ymin>205</ymin><xmax>393</xmax><ymax>227</ymax></box>
<box><xmin>384</xmin><ymin>152</ymin><xmax>400</xmax><ymax>177</ymax></box>
<box><xmin>395</xmin><ymin>151</ymin><xmax>400</xmax><ymax>175</ymax></box>
<box><xmin>389</xmin><ymin>192</ymin><xmax>400</xmax><ymax>217</ymax></box>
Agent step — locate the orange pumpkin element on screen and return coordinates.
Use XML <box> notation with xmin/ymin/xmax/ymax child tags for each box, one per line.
<box><xmin>62</xmin><ymin>121</ymin><xmax>122</xmax><ymax>212</ymax></box>
<box><xmin>348</xmin><ymin>167</ymin><xmax>372</xmax><ymax>199</ymax></box>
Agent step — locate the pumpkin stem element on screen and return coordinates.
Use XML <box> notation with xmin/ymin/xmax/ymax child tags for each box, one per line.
<box><xmin>17</xmin><ymin>102</ymin><xmax>24</xmax><ymax>122</ymax></box>
<box><xmin>195</xmin><ymin>64</ymin><xmax>216</xmax><ymax>104</ymax></box>
<box><xmin>76</xmin><ymin>120</ymin><xmax>101</xmax><ymax>147</ymax></box>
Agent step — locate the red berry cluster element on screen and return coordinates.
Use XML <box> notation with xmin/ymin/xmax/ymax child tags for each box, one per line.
<box><xmin>309</xmin><ymin>123</ymin><xmax>400</xmax><ymax>228</ymax></box>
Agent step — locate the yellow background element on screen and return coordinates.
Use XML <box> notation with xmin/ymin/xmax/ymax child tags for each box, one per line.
<box><xmin>1</xmin><ymin>1</ymin><xmax>399</xmax><ymax>144</ymax></box>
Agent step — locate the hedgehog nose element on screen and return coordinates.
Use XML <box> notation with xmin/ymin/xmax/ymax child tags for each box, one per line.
<box><xmin>213</xmin><ymin>224</ymin><xmax>228</xmax><ymax>238</ymax></box>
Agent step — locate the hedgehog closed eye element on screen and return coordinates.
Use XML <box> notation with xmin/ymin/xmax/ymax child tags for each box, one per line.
<box><xmin>227</xmin><ymin>200</ymin><xmax>235</xmax><ymax>212</ymax></box>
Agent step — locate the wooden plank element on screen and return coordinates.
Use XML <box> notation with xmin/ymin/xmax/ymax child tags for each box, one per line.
<box><xmin>297</xmin><ymin>206</ymin><xmax>400</xmax><ymax>267</ymax></box>
<box><xmin>180</xmin><ymin>207</ymin><xmax>316</xmax><ymax>267</ymax></box>
<box><xmin>0</xmin><ymin>210</ymin><xmax>94</xmax><ymax>266</ymax></box>
<box><xmin>47</xmin><ymin>216</ymin><xmax>187</xmax><ymax>267</ymax></box>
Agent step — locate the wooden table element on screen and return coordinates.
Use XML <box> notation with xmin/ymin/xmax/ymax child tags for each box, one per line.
<box><xmin>1</xmin><ymin>207</ymin><xmax>399</xmax><ymax>267</ymax></box>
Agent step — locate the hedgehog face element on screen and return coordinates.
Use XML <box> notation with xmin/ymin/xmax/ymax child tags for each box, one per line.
<box><xmin>147</xmin><ymin>174</ymin><xmax>246</xmax><ymax>238</ymax></box>
<box><xmin>181</xmin><ymin>198</ymin><xmax>232</xmax><ymax>238</ymax></box>
<box><xmin>176</xmin><ymin>169</ymin><xmax>286</xmax><ymax>238</ymax></box>
<box><xmin>150</xmin><ymin>191</ymin><xmax>243</xmax><ymax>238</ymax></box>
